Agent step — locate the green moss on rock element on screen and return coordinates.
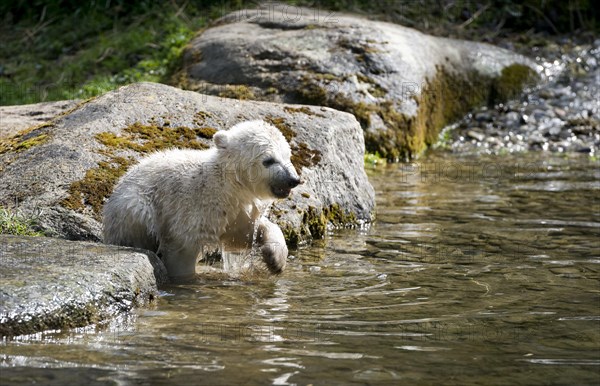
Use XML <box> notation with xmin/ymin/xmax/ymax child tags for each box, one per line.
<box><xmin>294</xmin><ymin>63</ymin><xmax>537</xmax><ymax>160</ymax></box>
<box><xmin>282</xmin><ymin>223</ymin><xmax>301</xmax><ymax>248</ymax></box>
<box><xmin>194</xmin><ymin>110</ymin><xmax>214</xmax><ymax>122</ymax></box>
<box><xmin>283</xmin><ymin>106</ymin><xmax>325</xmax><ymax>117</ymax></box>
<box><xmin>218</xmin><ymin>85</ymin><xmax>256</xmax><ymax>100</ymax></box>
<box><xmin>356</xmin><ymin>74</ymin><xmax>388</xmax><ymax>98</ymax></box>
<box><xmin>265</xmin><ymin>115</ymin><xmax>321</xmax><ymax>172</ymax></box>
<box><xmin>0</xmin><ymin>122</ymin><xmax>53</xmax><ymax>154</ymax></box>
<box><xmin>60</xmin><ymin>156</ymin><xmax>134</xmax><ymax>219</ymax></box>
<box><xmin>96</xmin><ymin>122</ymin><xmax>210</xmax><ymax>153</ymax></box>
<box><xmin>265</xmin><ymin>115</ymin><xmax>296</xmax><ymax>141</ymax></box>
<box><xmin>195</xmin><ymin>127</ymin><xmax>217</xmax><ymax>139</ymax></box>
<box><xmin>324</xmin><ymin>203</ymin><xmax>357</xmax><ymax>226</ymax></box>
<box><xmin>281</xmin><ymin>203</ymin><xmax>361</xmax><ymax>247</ymax></box>
<box><xmin>292</xmin><ymin>142</ymin><xmax>322</xmax><ymax>171</ymax></box>
<box><xmin>491</xmin><ymin>64</ymin><xmax>538</xmax><ymax>102</ymax></box>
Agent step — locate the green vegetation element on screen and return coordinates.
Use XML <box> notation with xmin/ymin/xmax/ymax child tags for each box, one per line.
<box><xmin>433</xmin><ymin>126</ymin><xmax>455</xmax><ymax>150</ymax></box>
<box><xmin>2</xmin><ymin>1</ymin><xmax>595</xmax><ymax>106</ymax></box>
<box><xmin>0</xmin><ymin>207</ymin><xmax>44</xmax><ymax>236</ymax></box>
<box><xmin>282</xmin><ymin>203</ymin><xmax>363</xmax><ymax>248</ymax></box>
<box><xmin>0</xmin><ymin>1</ymin><xmax>216</xmax><ymax>105</ymax></box>
<box><xmin>364</xmin><ymin>152</ymin><xmax>387</xmax><ymax>167</ymax></box>
<box><xmin>0</xmin><ymin>122</ymin><xmax>54</xmax><ymax>154</ymax></box>
<box><xmin>295</xmin><ymin>0</ymin><xmax>598</xmax><ymax>36</ymax></box>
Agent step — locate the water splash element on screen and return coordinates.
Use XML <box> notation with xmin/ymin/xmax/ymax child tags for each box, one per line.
<box><xmin>219</xmin><ymin>200</ymin><xmax>274</xmax><ymax>277</ymax></box>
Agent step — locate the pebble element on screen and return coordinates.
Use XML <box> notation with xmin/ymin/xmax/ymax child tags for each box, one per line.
<box><xmin>505</xmin><ymin>111</ymin><xmax>521</xmax><ymax>128</ymax></box>
<box><xmin>449</xmin><ymin>36</ymin><xmax>599</xmax><ymax>156</ymax></box>
<box><xmin>467</xmin><ymin>130</ymin><xmax>485</xmax><ymax>142</ymax></box>
<box><xmin>554</xmin><ymin>107</ymin><xmax>567</xmax><ymax>118</ymax></box>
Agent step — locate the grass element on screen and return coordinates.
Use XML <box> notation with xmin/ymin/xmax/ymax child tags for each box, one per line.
<box><xmin>0</xmin><ymin>207</ymin><xmax>44</xmax><ymax>236</ymax></box>
<box><xmin>0</xmin><ymin>2</ymin><xmax>215</xmax><ymax>105</ymax></box>
<box><xmin>364</xmin><ymin>152</ymin><xmax>387</xmax><ymax>168</ymax></box>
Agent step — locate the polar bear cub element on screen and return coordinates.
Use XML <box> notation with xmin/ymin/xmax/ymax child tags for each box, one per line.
<box><xmin>103</xmin><ymin>120</ymin><xmax>301</xmax><ymax>280</ymax></box>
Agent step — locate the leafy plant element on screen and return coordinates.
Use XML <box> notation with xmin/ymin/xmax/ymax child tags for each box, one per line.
<box><xmin>0</xmin><ymin>207</ymin><xmax>44</xmax><ymax>236</ymax></box>
<box><xmin>364</xmin><ymin>151</ymin><xmax>387</xmax><ymax>167</ymax></box>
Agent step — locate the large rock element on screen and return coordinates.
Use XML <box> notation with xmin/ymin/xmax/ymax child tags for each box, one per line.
<box><xmin>0</xmin><ymin>82</ymin><xmax>374</xmax><ymax>246</ymax></box>
<box><xmin>0</xmin><ymin>235</ymin><xmax>167</xmax><ymax>337</ymax></box>
<box><xmin>0</xmin><ymin>100</ymin><xmax>81</xmax><ymax>139</ymax></box>
<box><xmin>178</xmin><ymin>3</ymin><xmax>539</xmax><ymax>159</ymax></box>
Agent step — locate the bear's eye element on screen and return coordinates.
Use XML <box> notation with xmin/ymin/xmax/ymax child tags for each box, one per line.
<box><xmin>262</xmin><ymin>157</ymin><xmax>276</xmax><ymax>167</ymax></box>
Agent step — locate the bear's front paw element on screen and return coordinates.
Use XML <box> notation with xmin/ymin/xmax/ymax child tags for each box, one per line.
<box><xmin>261</xmin><ymin>242</ymin><xmax>287</xmax><ymax>274</ymax></box>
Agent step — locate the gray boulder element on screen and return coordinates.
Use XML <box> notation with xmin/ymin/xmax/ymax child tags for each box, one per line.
<box><xmin>0</xmin><ymin>100</ymin><xmax>81</xmax><ymax>139</ymax></box>
<box><xmin>0</xmin><ymin>82</ymin><xmax>374</xmax><ymax>246</ymax></box>
<box><xmin>0</xmin><ymin>235</ymin><xmax>167</xmax><ymax>337</ymax></box>
<box><xmin>179</xmin><ymin>3</ymin><xmax>539</xmax><ymax>159</ymax></box>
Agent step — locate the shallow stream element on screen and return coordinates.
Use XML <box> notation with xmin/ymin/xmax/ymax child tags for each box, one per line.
<box><xmin>1</xmin><ymin>151</ymin><xmax>598</xmax><ymax>385</ymax></box>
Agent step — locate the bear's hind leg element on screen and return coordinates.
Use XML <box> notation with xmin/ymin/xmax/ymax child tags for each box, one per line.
<box><xmin>158</xmin><ymin>238</ymin><xmax>200</xmax><ymax>282</ymax></box>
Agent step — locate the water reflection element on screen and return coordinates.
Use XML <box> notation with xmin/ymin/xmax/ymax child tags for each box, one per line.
<box><xmin>1</xmin><ymin>151</ymin><xmax>599</xmax><ymax>385</ymax></box>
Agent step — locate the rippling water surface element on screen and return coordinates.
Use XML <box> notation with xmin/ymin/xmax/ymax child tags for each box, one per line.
<box><xmin>1</xmin><ymin>151</ymin><xmax>599</xmax><ymax>385</ymax></box>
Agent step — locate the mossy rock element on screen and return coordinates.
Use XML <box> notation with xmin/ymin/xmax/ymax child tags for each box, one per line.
<box><xmin>0</xmin><ymin>83</ymin><xmax>375</xmax><ymax>244</ymax></box>
<box><xmin>0</xmin><ymin>122</ymin><xmax>54</xmax><ymax>155</ymax></box>
<box><xmin>491</xmin><ymin>64</ymin><xmax>538</xmax><ymax>102</ymax></box>
<box><xmin>264</xmin><ymin>115</ymin><xmax>322</xmax><ymax>173</ymax></box>
<box><xmin>280</xmin><ymin>203</ymin><xmax>363</xmax><ymax>248</ymax></box>
<box><xmin>181</xmin><ymin>3</ymin><xmax>539</xmax><ymax>160</ymax></box>
<box><xmin>60</xmin><ymin>156</ymin><xmax>134</xmax><ymax>219</ymax></box>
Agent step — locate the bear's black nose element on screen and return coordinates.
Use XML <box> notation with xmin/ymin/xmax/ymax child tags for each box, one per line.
<box><xmin>288</xmin><ymin>177</ymin><xmax>301</xmax><ymax>189</ymax></box>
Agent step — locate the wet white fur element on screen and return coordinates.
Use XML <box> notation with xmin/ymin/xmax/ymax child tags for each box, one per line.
<box><xmin>103</xmin><ymin>120</ymin><xmax>297</xmax><ymax>280</ymax></box>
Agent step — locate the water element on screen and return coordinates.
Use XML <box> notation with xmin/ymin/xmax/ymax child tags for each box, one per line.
<box><xmin>1</xmin><ymin>151</ymin><xmax>599</xmax><ymax>385</ymax></box>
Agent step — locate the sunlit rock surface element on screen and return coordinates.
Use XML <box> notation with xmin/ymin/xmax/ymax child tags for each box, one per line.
<box><xmin>0</xmin><ymin>235</ymin><xmax>167</xmax><ymax>337</ymax></box>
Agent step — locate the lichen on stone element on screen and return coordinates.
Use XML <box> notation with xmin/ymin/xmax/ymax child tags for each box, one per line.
<box><xmin>0</xmin><ymin>122</ymin><xmax>54</xmax><ymax>154</ymax></box>
<box><xmin>264</xmin><ymin>115</ymin><xmax>321</xmax><ymax>172</ymax></box>
<box><xmin>60</xmin><ymin>156</ymin><xmax>134</xmax><ymax>219</ymax></box>
<box><xmin>281</xmin><ymin>203</ymin><xmax>362</xmax><ymax>248</ymax></box>
<box><xmin>293</xmin><ymin>62</ymin><xmax>537</xmax><ymax>160</ymax></box>
<box><xmin>218</xmin><ymin>85</ymin><xmax>256</xmax><ymax>100</ymax></box>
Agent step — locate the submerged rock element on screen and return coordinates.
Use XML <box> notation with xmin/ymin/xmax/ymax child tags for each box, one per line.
<box><xmin>178</xmin><ymin>3</ymin><xmax>538</xmax><ymax>159</ymax></box>
<box><xmin>0</xmin><ymin>82</ymin><xmax>374</xmax><ymax>246</ymax></box>
<box><xmin>0</xmin><ymin>235</ymin><xmax>167</xmax><ymax>337</ymax></box>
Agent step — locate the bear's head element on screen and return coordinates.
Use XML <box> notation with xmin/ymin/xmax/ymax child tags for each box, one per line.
<box><xmin>213</xmin><ymin>120</ymin><xmax>301</xmax><ymax>200</ymax></box>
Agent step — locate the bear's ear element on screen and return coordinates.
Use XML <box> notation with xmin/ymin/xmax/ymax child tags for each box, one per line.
<box><xmin>213</xmin><ymin>131</ymin><xmax>228</xmax><ymax>150</ymax></box>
